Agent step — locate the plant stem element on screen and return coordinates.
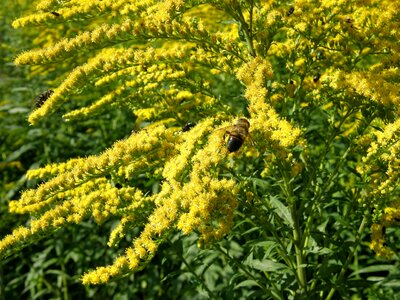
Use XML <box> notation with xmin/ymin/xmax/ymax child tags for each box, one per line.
<box><xmin>215</xmin><ymin>244</ymin><xmax>283</xmax><ymax>300</ymax></box>
<box><xmin>60</xmin><ymin>260</ymin><xmax>69</xmax><ymax>300</ymax></box>
<box><xmin>278</xmin><ymin>160</ymin><xmax>307</xmax><ymax>294</ymax></box>
<box><xmin>166</xmin><ymin>238</ymin><xmax>215</xmax><ymax>299</ymax></box>
<box><xmin>233</xmin><ymin>1</ymin><xmax>256</xmax><ymax>57</ymax></box>
<box><xmin>326</xmin><ymin>216</ymin><xmax>368</xmax><ymax>300</ymax></box>
<box><xmin>291</xmin><ymin>205</ymin><xmax>307</xmax><ymax>293</ymax></box>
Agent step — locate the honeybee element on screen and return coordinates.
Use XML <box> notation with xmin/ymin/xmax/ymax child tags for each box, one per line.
<box><xmin>34</xmin><ymin>89</ymin><xmax>53</xmax><ymax>108</ymax></box>
<box><xmin>223</xmin><ymin>118</ymin><xmax>253</xmax><ymax>153</ymax></box>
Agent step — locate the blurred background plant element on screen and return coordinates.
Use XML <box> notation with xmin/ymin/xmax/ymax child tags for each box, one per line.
<box><xmin>0</xmin><ymin>0</ymin><xmax>140</xmax><ymax>298</ymax></box>
<box><xmin>1</xmin><ymin>0</ymin><xmax>400</xmax><ymax>299</ymax></box>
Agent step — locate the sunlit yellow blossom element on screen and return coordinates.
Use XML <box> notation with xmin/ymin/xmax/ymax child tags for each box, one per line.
<box><xmin>328</xmin><ymin>70</ymin><xmax>400</xmax><ymax>106</ymax></box>
<box><xmin>370</xmin><ymin>224</ymin><xmax>395</xmax><ymax>258</ymax></box>
<box><xmin>358</xmin><ymin>119</ymin><xmax>400</xmax><ymax>202</ymax></box>
<box><xmin>5</xmin><ymin>0</ymin><xmax>400</xmax><ymax>288</ymax></box>
<box><xmin>236</xmin><ymin>57</ymin><xmax>303</xmax><ymax>150</ymax></box>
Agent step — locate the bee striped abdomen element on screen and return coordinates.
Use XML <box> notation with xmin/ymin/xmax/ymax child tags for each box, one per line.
<box><xmin>223</xmin><ymin>118</ymin><xmax>250</xmax><ymax>153</ymax></box>
<box><xmin>227</xmin><ymin>135</ymin><xmax>244</xmax><ymax>152</ymax></box>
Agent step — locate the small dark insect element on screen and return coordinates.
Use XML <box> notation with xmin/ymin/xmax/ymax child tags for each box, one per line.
<box><xmin>287</xmin><ymin>7</ymin><xmax>294</xmax><ymax>16</ymax></box>
<box><xmin>313</xmin><ymin>73</ymin><xmax>321</xmax><ymax>83</ymax></box>
<box><xmin>51</xmin><ymin>11</ymin><xmax>60</xmax><ymax>17</ymax></box>
<box><xmin>182</xmin><ymin>122</ymin><xmax>196</xmax><ymax>132</ymax></box>
<box><xmin>35</xmin><ymin>89</ymin><xmax>53</xmax><ymax>108</ymax></box>
<box><xmin>223</xmin><ymin>118</ymin><xmax>252</xmax><ymax>153</ymax></box>
<box><xmin>317</xmin><ymin>50</ymin><xmax>325</xmax><ymax>60</ymax></box>
<box><xmin>344</xmin><ymin>17</ymin><xmax>357</xmax><ymax>30</ymax></box>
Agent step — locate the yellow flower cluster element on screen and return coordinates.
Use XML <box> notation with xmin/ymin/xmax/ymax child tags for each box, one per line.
<box><xmin>1</xmin><ymin>124</ymin><xmax>176</xmax><ymax>259</ymax></box>
<box><xmin>357</xmin><ymin>119</ymin><xmax>400</xmax><ymax>199</ymax></box>
<box><xmin>1</xmin><ymin>178</ymin><xmax>111</xmax><ymax>254</ymax></box>
<box><xmin>370</xmin><ymin>224</ymin><xmax>395</xmax><ymax>259</ymax></box>
<box><xmin>357</xmin><ymin>119</ymin><xmax>400</xmax><ymax>257</ymax></box>
<box><xmin>36</xmin><ymin>0</ymin><xmax>60</xmax><ymax>11</ymax></box>
<box><xmin>108</xmin><ymin>188</ymin><xmax>155</xmax><ymax>247</ymax></box>
<box><xmin>370</xmin><ymin>202</ymin><xmax>400</xmax><ymax>259</ymax></box>
<box><xmin>26</xmin><ymin>37</ymin><xmax>237</xmax><ymax>124</ymax></box>
<box><xmin>327</xmin><ymin>69</ymin><xmax>400</xmax><ymax>106</ymax></box>
<box><xmin>80</xmin><ymin>119</ymin><xmax>241</xmax><ymax>284</ymax></box>
<box><xmin>236</xmin><ymin>57</ymin><xmax>303</xmax><ymax>150</ymax></box>
<box><xmin>15</xmin><ymin>0</ymin><xmax>155</xmax><ymax>28</ymax></box>
<box><xmin>7</xmin><ymin>0</ymin><xmax>400</xmax><ymax>286</ymax></box>
<box><xmin>15</xmin><ymin>125</ymin><xmax>172</xmax><ymax>209</ymax></box>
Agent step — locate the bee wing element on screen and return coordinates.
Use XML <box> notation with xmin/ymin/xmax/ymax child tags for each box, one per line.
<box><xmin>215</xmin><ymin>125</ymin><xmax>234</xmax><ymax>135</ymax></box>
<box><xmin>248</xmin><ymin>133</ymin><xmax>255</xmax><ymax>146</ymax></box>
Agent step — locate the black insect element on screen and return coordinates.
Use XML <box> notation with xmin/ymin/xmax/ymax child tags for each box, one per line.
<box><xmin>51</xmin><ymin>11</ymin><xmax>60</xmax><ymax>17</ymax></box>
<box><xmin>287</xmin><ymin>7</ymin><xmax>294</xmax><ymax>16</ymax></box>
<box><xmin>34</xmin><ymin>89</ymin><xmax>54</xmax><ymax>108</ymax></box>
<box><xmin>313</xmin><ymin>73</ymin><xmax>321</xmax><ymax>83</ymax></box>
<box><xmin>182</xmin><ymin>122</ymin><xmax>196</xmax><ymax>132</ymax></box>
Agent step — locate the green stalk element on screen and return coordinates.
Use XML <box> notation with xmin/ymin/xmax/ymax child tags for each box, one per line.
<box><xmin>166</xmin><ymin>238</ymin><xmax>215</xmax><ymax>299</ymax></box>
<box><xmin>326</xmin><ymin>216</ymin><xmax>368</xmax><ymax>300</ymax></box>
<box><xmin>215</xmin><ymin>244</ymin><xmax>283</xmax><ymax>300</ymax></box>
<box><xmin>278</xmin><ymin>160</ymin><xmax>307</xmax><ymax>294</ymax></box>
<box><xmin>291</xmin><ymin>205</ymin><xmax>307</xmax><ymax>293</ymax></box>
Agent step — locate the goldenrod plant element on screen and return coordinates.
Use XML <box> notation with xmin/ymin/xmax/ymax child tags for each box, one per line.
<box><xmin>2</xmin><ymin>0</ymin><xmax>400</xmax><ymax>298</ymax></box>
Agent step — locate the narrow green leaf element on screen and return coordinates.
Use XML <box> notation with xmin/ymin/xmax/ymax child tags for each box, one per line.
<box><xmin>234</xmin><ymin>279</ymin><xmax>259</xmax><ymax>288</ymax></box>
<box><xmin>269</xmin><ymin>196</ymin><xmax>294</xmax><ymax>227</ymax></box>
<box><xmin>352</xmin><ymin>264</ymin><xmax>395</xmax><ymax>276</ymax></box>
<box><xmin>247</xmin><ymin>259</ymin><xmax>288</xmax><ymax>272</ymax></box>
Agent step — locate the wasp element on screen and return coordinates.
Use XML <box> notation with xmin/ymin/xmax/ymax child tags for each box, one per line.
<box><xmin>34</xmin><ymin>89</ymin><xmax>53</xmax><ymax>108</ymax></box>
<box><xmin>223</xmin><ymin>118</ymin><xmax>253</xmax><ymax>153</ymax></box>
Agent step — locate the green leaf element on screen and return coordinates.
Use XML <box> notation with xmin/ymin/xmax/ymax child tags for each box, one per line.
<box><xmin>352</xmin><ymin>265</ymin><xmax>396</xmax><ymax>276</ymax></box>
<box><xmin>246</xmin><ymin>259</ymin><xmax>288</xmax><ymax>272</ymax></box>
<box><xmin>269</xmin><ymin>196</ymin><xmax>294</xmax><ymax>227</ymax></box>
<box><xmin>234</xmin><ymin>279</ymin><xmax>259</xmax><ymax>288</ymax></box>
<box><xmin>6</xmin><ymin>143</ymin><xmax>35</xmax><ymax>162</ymax></box>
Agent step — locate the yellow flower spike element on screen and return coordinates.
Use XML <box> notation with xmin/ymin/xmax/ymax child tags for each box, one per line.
<box><xmin>26</xmin><ymin>158</ymin><xmax>84</xmax><ymax>180</ymax></box>
<box><xmin>358</xmin><ymin>119</ymin><xmax>400</xmax><ymax>202</ymax></box>
<box><xmin>108</xmin><ymin>216</ymin><xmax>135</xmax><ymax>247</ymax></box>
<box><xmin>370</xmin><ymin>224</ymin><xmax>395</xmax><ymax>259</ymax></box>
<box><xmin>36</xmin><ymin>0</ymin><xmax>59</xmax><ymax>11</ymax></box>
<box><xmin>236</xmin><ymin>57</ymin><xmax>303</xmax><ymax>151</ymax></box>
<box><xmin>12</xmin><ymin>13</ymin><xmax>58</xmax><ymax>29</ymax></box>
<box><xmin>1</xmin><ymin>123</ymin><xmax>178</xmax><ymax>256</ymax></box>
<box><xmin>162</xmin><ymin>118</ymin><xmax>214</xmax><ymax>185</ymax></box>
<box><xmin>133</xmin><ymin>243</ymin><xmax>147</xmax><ymax>259</ymax></box>
<box><xmin>14</xmin><ymin>21</ymin><xmax>133</xmax><ymax>66</ymax></box>
<box><xmin>62</xmin><ymin>93</ymin><xmax>114</xmax><ymax>121</ymax></box>
<box><xmin>81</xmin><ymin>264</ymin><xmax>124</xmax><ymax>285</ymax></box>
<box><xmin>4</xmin><ymin>201</ymin><xmax>72</xmax><ymax>253</ymax></box>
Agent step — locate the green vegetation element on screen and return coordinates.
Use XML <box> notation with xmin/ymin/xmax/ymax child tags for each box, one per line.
<box><xmin>1</xmin><ymin>1</ymin><xmax>400</xmax><ymax>299</ymax></box>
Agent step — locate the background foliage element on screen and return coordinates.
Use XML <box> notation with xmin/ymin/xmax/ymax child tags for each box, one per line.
<box><xmin>1</xmin><ymin>0</ymin><xmax>400</xmax><ymax>299</ymax></box>
<box><xmin>0</xmin><ymin>1</ymin><xmax>139</xmax><ymax>298</ymax></box>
